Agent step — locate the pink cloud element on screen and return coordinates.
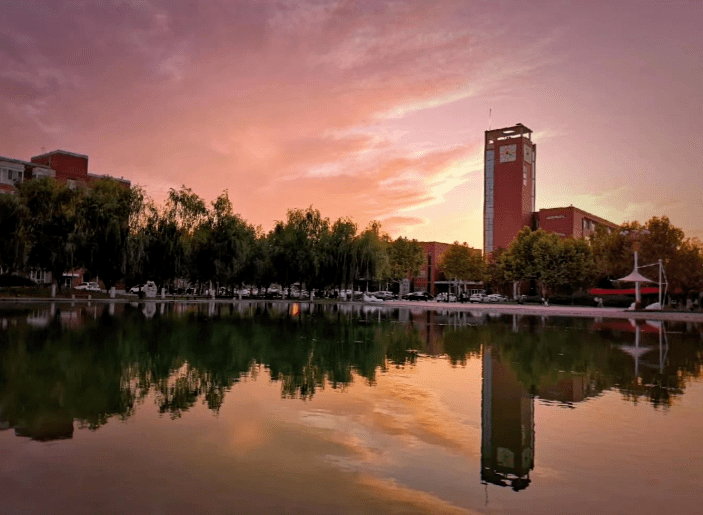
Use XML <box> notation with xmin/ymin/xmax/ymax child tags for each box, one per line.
<box><xmin>2</xmin><ymin>0</ymin><xmax>702</xmax><ymax>245</ymax></box>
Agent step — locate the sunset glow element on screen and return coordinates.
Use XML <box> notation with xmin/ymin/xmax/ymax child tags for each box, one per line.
<box><xmin>2</xmin><ymin>0</ymin><xmax>701</xmax><ymax>245</ymax></box>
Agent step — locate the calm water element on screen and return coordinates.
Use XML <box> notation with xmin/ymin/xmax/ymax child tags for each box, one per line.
<box><xmin>1</xmin><ymin>301</ymin><xmax>702</xmax><ymax>515</ymax></box>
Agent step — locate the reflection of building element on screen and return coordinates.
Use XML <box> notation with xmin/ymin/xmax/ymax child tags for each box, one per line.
<box><xmin>481</xmin><ymin>346</ymin><xmax>534</xmax><ymax>491</ymax></box>
<box><xmin>537</xmin><ymin>372</ymin><xmax>596</xmax><ymax>404</ymax></box>
<box><xmin>0</xmin><ymin>414</ymin><xmax>74</xmax><ymax>441</ymax></box>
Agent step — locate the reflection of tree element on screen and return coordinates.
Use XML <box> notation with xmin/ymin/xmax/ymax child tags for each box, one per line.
<box><xmin>1</xmin><ymin>304</ymin><xmax>701</xmax><ymax>441</ymax></box>
<box><xmin>0</xmin><ymin>312</ymin><xmax>139</xmax><ymax>440</ymax></box>
<box><xmin>487</xmin><ymin>317</ymin><xmax>702</xmax><ymax>408</ymax></box>
<box><xmin>0</xmin><ymin>303</ymin><xmax>428</xmax><ymax>437</ymax></box>
<box><xmin>440</xmin><ymin>327</ymin><xmax>484</xmax><ymax>366</ymax></box>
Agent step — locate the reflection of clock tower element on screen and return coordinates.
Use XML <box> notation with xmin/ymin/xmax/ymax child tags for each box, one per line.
<box><xmin>484</xmin><ymin>124</ymin><xmax>536</xmax><ymax>254</ymax></box>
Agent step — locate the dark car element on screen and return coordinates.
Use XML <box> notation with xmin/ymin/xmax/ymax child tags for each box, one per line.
<box><xmin>404</xmin><ymin>291</ymin><xmax>434</xmax><ymax>301</ymax></box>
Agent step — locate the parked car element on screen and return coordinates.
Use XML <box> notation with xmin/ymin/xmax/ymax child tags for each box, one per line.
<box><xmin>403</xmin><ymin>291</ymin><xmax>434</xmax><ymax>301</ymax></box>
<box><xmin>469</xmin><ymin>293</ymin><xmax>486</xmax><ymax>303</ymax></box>
<box><xmin>129</xmin><ymin>284</ymin><xmax>144</xmax><ymax>294</ymax></box>
<box><xmin>484</xmin><ymin>293</ymin><xmax>508</xmax><ymax>303</ymax></box>
<box><xmin>75</xmin><ymin>282</ymin><xmax>101</xmax><ymax>292</ymax></box>
<box><xmin>435</xmin><ymin>292</ymin><xmax>457</xmax><ymax>302</ymax></box>
<box><xmin>372</xmin><ymin>291</ymin><xmax>395</xmax><ymax>301</ymax></box>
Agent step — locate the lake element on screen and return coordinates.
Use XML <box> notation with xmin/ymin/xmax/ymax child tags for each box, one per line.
<box><xmin>1</xmin><ymin>301</ymin><xmax>701</xmax><ymax>515</ymax></box>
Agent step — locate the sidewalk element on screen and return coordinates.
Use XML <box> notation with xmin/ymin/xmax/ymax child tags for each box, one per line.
<box><xmin>2</xmin><ymin>296</ymin><xmax>702</xmax><ymax>322</ymax></box>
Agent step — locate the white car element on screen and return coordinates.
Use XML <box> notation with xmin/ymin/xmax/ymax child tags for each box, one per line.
<box><xmin>132</xmin><ymin>281</ymin><xmax>158</xmax><ymax>298</ymax></box>
<box><xmin>469</xmin><ymin>293</ymin><xmax>486</xmax><ymax>303</ymax></box>
<box><xmin>484</xmin><ymin>294</ymin><xmax>508</xmax><ymax>303</ymax></box>
<box><xmin>75</xmin><ymin>282</ymin><xmax>101</xmax><ymax>292</ymax></box>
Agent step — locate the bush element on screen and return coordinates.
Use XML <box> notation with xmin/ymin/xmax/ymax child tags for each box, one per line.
<box><xmin>0</xmin><ymin>274</ymin><xmax>36</xmax><ymax>287</ymax></box>
<box><xmin>601</xmin><ymin>295</ymin><xmax>634</xmax><ymax>308</ymax></box>
<box><xmin>572</xmin><ymin>293</ymin><xmax>596</xmax><ymax>306</ymax></box>
<box><xmin>547</xmin><ymin>295</ymin><xmax>573</xmax><ymax>305</ymax></box>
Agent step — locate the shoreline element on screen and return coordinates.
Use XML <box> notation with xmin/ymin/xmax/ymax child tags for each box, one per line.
<box><xmin>2</xmin><ymin>296</ymin><xmax>702</xmax><ymax>322</ymax></box>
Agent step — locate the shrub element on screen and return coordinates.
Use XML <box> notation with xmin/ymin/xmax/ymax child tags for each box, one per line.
<box><xmin>0</xmin><ymin>274</ymin><xmax>36</xmax><ymax>287</ymax></box>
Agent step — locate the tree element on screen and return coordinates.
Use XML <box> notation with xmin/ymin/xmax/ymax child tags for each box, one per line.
<box><xmin>75</xmin><ymin>179</ymin><xmax>136</xmax><ymax>290</ymax></box>
<box><xmin>191</xmin><ymin>191</ymin><xmax>257</xmax><ymax>292</ymax></box>
<box><xmin>501</xmin><ymin>227</ymin><xmax>595</xmax><ymax>297</ymax></box>
<box><xmin>269</xmin><ymin>207</ymin><xmax>329</xmax><ymax>296</ymax></box>
<box><xmin>388</xmin><ymin>237</ymin><xmax>424</xmax><ymax>282</ymax></box>
<box><xmin>352</xmin><ymin>221</ymin><xmax>390</xmax><ymax>290</ymax></box>
<box><xmin>438</xmin><ymin>242</ymin><xmax>484</xmax><ymax>282</ymax></box>
<box><xmin>589</xmin><ymin>225</ymin><xmax>632</xmax><ymax>282</ymax></box>
<box><xmin>0</xmin><ymin>193</ymin><xmax>28</xmax><ymax>273</ymax></box>
<box><xmin>18</xmin><ymin>178</ymin><xmax>79</xmax><ymax>290</ymax></box>
<box><xmin>322</xmin><ymin>217</ymin><xmax>357</xmax><ymax>293</ymax></box>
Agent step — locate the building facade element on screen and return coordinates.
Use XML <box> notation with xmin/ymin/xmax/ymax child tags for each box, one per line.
<box><xmin>535</xmin><ymin>206</ymin><xmax>619</xmax><ymax>239</ymax></box>
<box><xmin>484</xmin><ymin>124</ymin><xmax>618</xmax><ymax>253</ymax></box>
<box><xmin>412</xmin><ymin>241</ymin><xmax>483</xmax><ymax>296</ymax></box>
<box><xmin>0</xmin><ymin>150</ymin><xmax>130</xmax><ymax>194</ymax></box>
<box><xmin>484</xmin><ymin>124</ymin><xmax>536</xmax><ymax>254</ymax></box>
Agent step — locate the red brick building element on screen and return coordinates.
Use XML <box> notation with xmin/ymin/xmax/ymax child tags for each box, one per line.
<box><xmin>484</xmin><ymin>124</ymin><xmax>618</xmax><ymax>253</ymax></box>
<box><xmin>535</xmin><ymin>206</ymin><xmax>619</xmax><ymax>239</ymax></box>
<box><xmin>0</xmin><ymin>150</ymin><xmax>130</xmax><ymax>194</ymax></box>
<box><xmin>484</xmin><ymin>124</ymin><xmax>536</xmax><ymax>254</ymax></box>
<box><xmin>413</xmin><ymin>241</ymin><xmax>483</xmax><ymax>296</ymax></box>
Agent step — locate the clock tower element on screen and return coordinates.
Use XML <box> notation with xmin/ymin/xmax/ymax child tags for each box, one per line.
<box><xmin>484</xmin><ymin>124</ymin><xmax>536</xmax><ymax>254</ymax></box>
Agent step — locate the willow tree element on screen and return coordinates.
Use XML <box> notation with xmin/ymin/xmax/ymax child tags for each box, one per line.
<box><xmin>17</xmin><ymin>177</ymin><xmax>79</xmax><ymax>290</ymax></box>
<box><xmin>75</xmin><ymin>178</ymin><xmax>137</xmax><ymax>290</ymax></box>
<box><xmin>0</xmin><ymin>192</ymin><xmax>27</xmax><ymax>273</ymax></box>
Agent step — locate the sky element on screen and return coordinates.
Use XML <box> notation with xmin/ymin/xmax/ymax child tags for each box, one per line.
<box><xmin>2</xmin><ymin>0</ymin><xmax>702</xmax><ymax>247</ymax></box>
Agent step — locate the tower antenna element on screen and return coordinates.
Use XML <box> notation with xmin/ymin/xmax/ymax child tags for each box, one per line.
<box><xmin>488</xmin><ymin>108</ymin><xmax>492</xmax><ymax>130</ymax></box>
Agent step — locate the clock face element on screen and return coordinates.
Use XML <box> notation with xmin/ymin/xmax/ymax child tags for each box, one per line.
<box><xmin>499</xmin><ymin>144</ymin><xmax>517</xmax><ymax>163</ymax></box>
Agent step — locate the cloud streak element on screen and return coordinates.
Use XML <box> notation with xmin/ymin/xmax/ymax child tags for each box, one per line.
<box><xmin>1</xmin><ymin>0</ymin><xmax>701</xmax><ymax>243</ymax></box>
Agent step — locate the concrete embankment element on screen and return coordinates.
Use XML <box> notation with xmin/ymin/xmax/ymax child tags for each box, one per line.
<box><xmin>2</xmin><ymin>295</ymin><xmax>702</xmax><ymax>323</ymax></box>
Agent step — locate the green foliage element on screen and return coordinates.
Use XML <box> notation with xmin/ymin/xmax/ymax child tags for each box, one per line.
<box><xmin>191</xmin><ymin>191</ymin><xmax>257</xmax><ymax>289</ymax></box>
<box><xmin>269</xmin><ymin>206</ymin><xmax>330</xmax><ymax>293</ymax></box>
<box><xmin>17</xmin><ymin>178</ymin><xmax>79</xmax><ymax>289</ymax></box>
<box><xmin>589</xmin><ymin>216</ymin><xmax>703</xmax><ymax>295</ymax></box>
<box><xmin>75</xmin><ymin>179</ymin><xmax>136</xmax><ymax>290</ymax></box>
<box><xmin>0</xmin><ymin>193</ymin><xmax>27</xmax><ymax>272</ymax></box>
<box><xmin>499</xmin><ymin>227</ymin><xmax>596</xmax><ymax>296</ymax></box>
<box><xmin>353</xmin><ymin>221</ymin><xmax>390</xmax><ymax>285</ymax></box>
<box><xmin>388</xmin><ymin>236</ymin><xmax>424</xmax><ymax>281</ymax></box>
<box><xmin>438</xmin><ymin>241</ymin><xmax>484</xmax><ymax>282</ymax></box>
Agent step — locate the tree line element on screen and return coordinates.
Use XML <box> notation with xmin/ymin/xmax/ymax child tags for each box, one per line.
<box><xmin>485</xmin><ymin>221</ymin><xmax>703</xmax><ymax>299</ymax></box>
<box><xmin>0</xmin><ymin>178</ymin><xmax>428</xmax><ymax>294</ymax></box>
<box><xmin>1</xmin><ymin>177</ymin><xmax>701</xmax><ymax>298</ymax></box>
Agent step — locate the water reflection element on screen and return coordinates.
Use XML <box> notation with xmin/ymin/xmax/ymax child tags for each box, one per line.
<box><xmin>481</xmin><ymin>346</ymin><xmax>534</xmax><ymax>491</ymax></box>
<box><xmin>0</xmin><ymin>302</ymin><xmax>701</xmax><ymax>444</ymax></box>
